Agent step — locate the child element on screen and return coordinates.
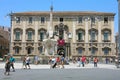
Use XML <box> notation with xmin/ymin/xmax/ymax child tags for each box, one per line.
<box><xmin>4</xmin><ymin>59</ymin><xmax>11</xmax><ymax>75</ymax></box>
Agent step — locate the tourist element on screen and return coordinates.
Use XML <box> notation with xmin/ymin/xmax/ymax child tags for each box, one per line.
<box><xmin>93</xmin><ymin>57</ymin><xmax>98</xmax><ymax>67</ymax></box>
<box><xmin>77</xmin><ymin>57</ymin><xmax>81</xmax><ymax>67</ymax></box>
<box><xmin>9</xmin><ymin>56</ymin><xmax>15</xmax><ymax>72</ymax></box>
<box><xmin>48</xmin><ymin>56</ymin><xmax>52</xmax><ymax>68</ymax></box>
<box><xmin>22</xmin><ymin>56</ymin><xmax>27</xmax><ymax>69</ymax></box>
<box><xmin>4</xmin><ymin>59</ymin><xmax>11</xmax><ymax>75</ymax></box>
<box><xmin>34</xmin><ymin>55</ymin><xmax>39</xmax><ymax>65</ymax></box>
<box><xmin>61</xmin><ymin>55</ymin><xmax>65</xmax><ymax>68</ymax></box>
<box><xmin>25</xmin><ymin>55</ymin><xmax>31</xmax><ymax>69</ymax></box>
<box><xmin>81</xmin><ymin>56</ymin><xmax>86</xmax><ymax>67</ymax></box>
<box><xmin>56</xmin><ymin>56</ymin><xmax>60</xmax><ymax>68</ymax></box>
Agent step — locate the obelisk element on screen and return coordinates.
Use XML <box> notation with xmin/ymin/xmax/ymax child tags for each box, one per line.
<box><xmin>118</xmin><ymin>0</ymin><xmax>120</xmax><ymax>60</ymax></box>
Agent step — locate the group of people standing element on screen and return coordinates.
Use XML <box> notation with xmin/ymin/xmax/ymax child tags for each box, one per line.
<box><xmin>74</xmin><ymin>56</ymin><xmax>98</xmax><ymax>67</ymax></box>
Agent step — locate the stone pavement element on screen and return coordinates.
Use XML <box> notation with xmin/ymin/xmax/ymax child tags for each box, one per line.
<box><xmin>0</xmin><ymin>62</ymin><xmax>118</xmax><ymax>70</ymax></box>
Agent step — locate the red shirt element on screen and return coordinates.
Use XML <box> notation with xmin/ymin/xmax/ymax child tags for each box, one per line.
<box><xmin>56</xmin><ymin>57</ymin><xmax>60</xmax><ymax>62</ymax></box>
<box><xmin>81</xmin><ymin>56</ymin><xmax>86</xmax><ymax>62</ymax></box>
<box><xmin>94</xmin><ymin>58</ymin><xmax>98</xmax><ymax>62</ymax></box>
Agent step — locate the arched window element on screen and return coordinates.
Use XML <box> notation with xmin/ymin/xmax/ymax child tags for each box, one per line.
<box><xmin>78</xmin><ymin>48</ymin><xmax>82</xmax><ymax>54</ymax></box>
<box><xmin>104</xmin><ymin>31</ymin><xmax>109</xmax><ymax>40</ymax></box>
<box><xmin>91</xmin><ymin>31</ymin><xmax>95</xmax><ymax>40</ymax></box>
<box><xmin>28</xmin><ymin>31</ymin><xmax>33</xmax><ymax>40</ymax></box>
<box><xmin>15</xmin><ymin>47</ymin><xmax>19</xmax><ymax>54</ymax></box>
<box><xmin>91</xmin><ymin>48</ymin><xmax>95</xmax><ymax>54</ymax></box>
<box><xmin>28</xmin><ymin>47</ymin><xmax>32</xmax><ymax>54</ymax></box>
<box><xmin>39</xmin><ymin>29</ymin><xmax>46</xmax><ymax>41</ymax></box>
<box><xmin>104</xmin><ymin>48</ymin><xmax>109</xmax><ymax>55</ymax></box>
<box><xmin>15</xmin><ymin>31</ymin><xmax>20</xmax><ymax>40</ymax></box>
<box><xmin>40</xmin><ymin>31</ymin><xmax>44</xmax><ymax>41</ymax></box>
<box><xmin>78</xmin><ymin>31</ymin><xmax>83</xmax><ymax>41</ymax></box>
<box><xmin>39</xmin><ymin>46</ymin><xmax>43</xmax><ymax>54</ymax></box>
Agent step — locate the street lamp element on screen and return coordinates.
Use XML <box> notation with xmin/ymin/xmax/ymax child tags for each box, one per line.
<box><xmin>68</xmin><ymin>33</ymin><xmax>72</xmax><ymax>60</ymax></box>
<box><xmin>5</xmin><ymin>11</ymin><xmax>13</xmax><ymax>56</ymax></box>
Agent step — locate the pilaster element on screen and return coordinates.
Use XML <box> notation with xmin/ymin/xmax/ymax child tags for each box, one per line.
<box><xmin>22</xmin><ymin>17</ymin><xmax>26</xmax><ymax>55</ymax></box>
<box><xmin>72</xmin><ymin>19</ymin><xmax>76</xmax><ymax>43</ymax></box>
<box><xmin>98</xmin><ymin>18</ymin><xmax>101</xmax><ymax>42</ymax></box>
<box><xmin>85</xmin><ymin>18</ymin><xmax>88</xmax><ymax>43</ymax></box>
<box><xmin>111</xmin><ymin>17</ymin><xmax>114</xmax><ymax>43</ymax></box>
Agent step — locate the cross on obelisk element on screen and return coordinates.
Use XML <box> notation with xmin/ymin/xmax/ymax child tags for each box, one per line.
<box><xmin>48</xmin><ymin>3</ymin><xmax>53</xmax><ymax>38</ymax></box>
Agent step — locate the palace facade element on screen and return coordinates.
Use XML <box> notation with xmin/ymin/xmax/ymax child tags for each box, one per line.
<box><xmin>10</xmin><ymin>11</ymin><xmax>116</xmax><ymax>59</ymax></box>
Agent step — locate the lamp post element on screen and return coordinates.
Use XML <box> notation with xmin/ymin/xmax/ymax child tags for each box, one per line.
<box><xmin>6</xmin><ymin>12</ymin><xmax>13</xmax><ymax>56</ymax></box>
<box><xmin>68</xmin><ymin>33</ymin><xmax>72</xmax><ymax>60</ymax></box>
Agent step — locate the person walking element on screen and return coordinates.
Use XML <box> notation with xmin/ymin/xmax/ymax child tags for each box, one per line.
<box><xmin>22</xmin><ymin>56</ymin><xmax>27</xmax><ymax>69</ymax></box>
<box><xmin>9</xmin><ymin>56</ymin><xmax>15</xmax><ymax>72</ymax></box>
<box><xmin>77</xmin><ymin>57</ymin><xmax>81</xmax><ymax>67</ymax></box>
<box><xmin>25</xmin><ymin>55</ymin><xmax>31</xmax><ymax>69</ymax></box>
<box><xmin>61</xmin><ymin>55</ymin><xmax>65</xmax><ymax>69</ymax></box>
<box><xmin>4</xmin><ymin>59</ymin><xmax>11</xmax><ymax>75</ymax></box>
<box><xmin>34</xmin><ymin>55</ymin><xmax>39</xmax><ymax>65</ymax></box>
<box><xmin>81</xmin><ymin>56</ymin><xmax>86</xmax><ymax>67</ymax></box>
<box><xmin>56</xmin><ymin>56</ymin><xmax>60</xmax><ymax>68</ymax></box>
<box><xmin>94</xmin><ymin>57</ymin><xmax>98</xmax><ymax>67</ymax></box>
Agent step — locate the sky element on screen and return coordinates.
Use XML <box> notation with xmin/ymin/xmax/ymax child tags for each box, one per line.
<box><xmin>0</xmin><ymin>0</ymin><xmax>118</xmax><ymax>34</ymax></box>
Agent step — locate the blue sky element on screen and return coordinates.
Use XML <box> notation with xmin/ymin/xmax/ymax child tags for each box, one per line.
<box><xmin>0</xmin><ymin>0</ymin><xmax>118</xmax><ymax>34</ymax></box>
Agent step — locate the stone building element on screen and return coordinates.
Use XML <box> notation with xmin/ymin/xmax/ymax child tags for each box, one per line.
<box><xmin>0</xmin><ymin>26</ymin><xmax>10</xmax><ymax>57</ymax></box>
<box><xmin>10</xmin><ymin>10</ymin><xmax>116</xmax><ymax>60</ymax></box>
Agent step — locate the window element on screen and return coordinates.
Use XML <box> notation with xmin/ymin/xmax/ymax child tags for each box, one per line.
<box><xmin>60</xmin><ymin>18</ymin><xmax>63</xmax><ymax>22</ymax></box>
<box><xmin>104</xmin><ymin>48</ymin><xmax>109</xmax><ymax>55</ymax></box>
<box><xmin>28</xmin><ymin>48</ymin><xmax>32</xmax><ymax>54</ymax></box>
<box><xmin>16</xmin><ymin>17</ymin><xmax>20</xmax><ymax>23</ymax></box>
<box><xmin>28</xmin><ymin>31</ymin><xmax>32</xmax><ymax>40</ymax></box>
<box><xmin>39</xmin><ymin>46</ymin><xmax>43</xmax><ymax>54</ymax></box>
<box><xmin>78</xmin><ymin>17</ymin><xmax>82</xmax><ymax>23</ymax></box>
<box><xmin>29</xmin><ymin>17</ymin><xmax>32</xmax><ymax>23</ymax></box>
<box><xmin>91</xmin><ymin>17</ymin><xmax>95</xmax><ymax>23</ymax></box>
<box><xmin>104</xmin><ymin>17</ymin><xmax>108</xmax><ymax>23</ymax></box>
<box><xmin>78</xmin><ymin>31</ymin><xmax>82</xmax><ymax>41</ymax></box>
<box><xmin>104</xmin><ymin>32</ymin><xmax>108</xmax><ymax>40</ymax></box>
<box><xmin>15</xmin><ymin>47</ymin><xmax>19</xmax><ymax>54</ymax></box>
<box><xmin>15</xmin><ymin>31</ymin><xmax>20</xmax><ymax>40</ymax></box>
<box><xmin>78</xmin><ymin>48</ymin><xmax>82</xmax><ymax>54</ymax></box>
<box><xmin>41</xmin><ymin>17</ymin><xmax>45</xmax><ymax>23</ymax></box>
<box><xmin>91</xmin><ymin>31</ymin><xmax>95</xmax><ymax>40</ymax></box>
<box><xmin>91</xmin><ymin>48</ymin><xmax>95</xmax><ymax>54</ymax></box>
<box><xmin>40</xmin><ymin>32</ymin><xmax>44</xmax><ymax>41</ymax></box>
